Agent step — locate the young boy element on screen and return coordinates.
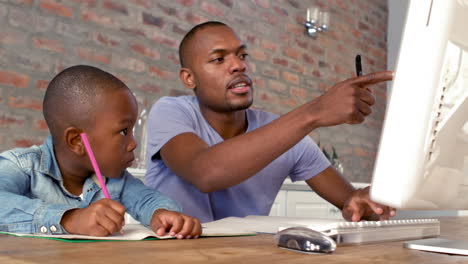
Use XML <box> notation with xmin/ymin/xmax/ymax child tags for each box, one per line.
<box><xmin>0</xmin><ymin>65</ymin><xmax>201</xmax><ymax>239</ymax></box>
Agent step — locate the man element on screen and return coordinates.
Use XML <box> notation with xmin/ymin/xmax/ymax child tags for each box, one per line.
<box><xmin>145</xmin><ymin>21</ymin><xmax>395</xmax><ymax>223</ymax></box>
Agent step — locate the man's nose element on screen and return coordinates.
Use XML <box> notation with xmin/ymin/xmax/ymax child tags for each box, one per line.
<box><xmin>229</xmin><ymin>55</ymin><xmax>246</xmax><ymax>74</ymax></box>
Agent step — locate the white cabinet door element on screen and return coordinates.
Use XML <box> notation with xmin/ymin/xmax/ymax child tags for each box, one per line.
<box><xmin>286</xmin><ymin>190</ymin><xmax>329</xmax><ymax>218</ymax></box>
<box><xmin>269</xmin><ymin>190</ymin><xmax>287</xmax><ymax>216</ymax></box>
<box><xmin>284</xmin><ymin>190</ymin><xmax>343</xmax><ymax>219</ymax></box>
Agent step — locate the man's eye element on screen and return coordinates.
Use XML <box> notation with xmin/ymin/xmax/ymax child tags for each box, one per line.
<box><xmin>240</xmin><ymin>53</ymin><xmax>249</xmax><ymax>60</ymax></box>
<box><xmin>210</xmin><ymin>57</ymin><xmax>224</xmax><ymax>63</ymax></box>
<box><xmin>120</xmin><ymin>128</ymin><xmax>128</xmax><ymax>136</ymax></box>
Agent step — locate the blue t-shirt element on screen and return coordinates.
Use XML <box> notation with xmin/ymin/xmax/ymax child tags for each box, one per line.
<box><xmin>145</xmin><ymin>96</ymin><xmax>330</xmax><ymax>223</ymax></box>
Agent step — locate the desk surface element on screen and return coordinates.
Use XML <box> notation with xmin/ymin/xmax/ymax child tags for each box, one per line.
<box><xmin>1</xmin><ymin>216</ymin><xmax>468</xmax><ymax>264</ymax></box>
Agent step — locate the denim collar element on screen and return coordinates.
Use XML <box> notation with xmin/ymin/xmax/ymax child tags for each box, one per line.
<box><xmin>39</xmin><ymin>136</ymin><xmax>63</xmax><ymax>182</ymax></box>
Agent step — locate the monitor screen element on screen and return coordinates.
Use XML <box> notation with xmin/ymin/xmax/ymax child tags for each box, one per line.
<box><xmin>370</xmin><ymin>0</ymin><xmax>468</xmax><ymax>210</ymax></box>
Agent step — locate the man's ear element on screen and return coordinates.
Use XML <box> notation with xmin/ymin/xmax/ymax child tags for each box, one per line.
<box><xmin>64</xmin><ymin>127</ymin><xmax>85</xmax><ymax>156</ymax></box>
<box><xmin>179</xmin><ymin>67</ymin><xmax>196</xmax><ymax>90</ymax></box>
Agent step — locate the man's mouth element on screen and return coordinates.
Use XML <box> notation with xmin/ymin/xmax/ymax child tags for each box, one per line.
<box><xmin>228</xmin><ymin>76</ymin><xmax>253</xmax><ymax>94</ymax></box>
<box><xmin>230</xmin><ymin>82</ymin><xmax>250</xmax><ymax>94</ymax></box>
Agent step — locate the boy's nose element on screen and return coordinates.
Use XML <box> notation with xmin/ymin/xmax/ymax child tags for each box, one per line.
<box><xmin>127</xmin><ymin>137</ymin><xmax>137</xmax><ymax>152</ymax></box>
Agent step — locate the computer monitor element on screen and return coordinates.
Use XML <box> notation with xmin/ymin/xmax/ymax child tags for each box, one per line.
<box><xmin>370</xmin><ymin>0</ymin><xmax>468</xmax><ymax>210</ymax></box>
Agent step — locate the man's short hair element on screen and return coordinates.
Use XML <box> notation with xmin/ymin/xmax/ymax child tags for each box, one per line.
<box><xmin>178</xmin><ymin>21</ymin><xmax>228</xmax><ymax>67</ymax></box>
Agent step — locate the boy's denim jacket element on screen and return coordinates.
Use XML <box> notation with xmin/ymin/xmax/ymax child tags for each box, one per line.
<box><xmin>0</xmin><ymin>136</ymin><xmax>181</xmax><ymax>235</ymax></box>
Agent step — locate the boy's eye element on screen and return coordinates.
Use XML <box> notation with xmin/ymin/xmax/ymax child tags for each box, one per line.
<box><xmin>240</xmin><ymin>53</ymin><xmax>249</xmax><ymax>60</ymax></box>
<box><xmin>120</xmin><ymin>128</ymin><xmax>128</xmax><ymax>136</ymax></box>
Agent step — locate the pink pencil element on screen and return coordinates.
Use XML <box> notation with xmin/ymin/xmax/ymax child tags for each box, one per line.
<box><xmin>80</xmin><ymin>132</ymin><xmax>111</xmax><ymax>199</ymax></box>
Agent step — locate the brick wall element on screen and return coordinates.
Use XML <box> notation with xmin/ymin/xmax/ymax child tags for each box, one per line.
<box><xmin>0</xmin><ymin>0</ymin><xmax>388</xmax><ymax>183</ymax></box>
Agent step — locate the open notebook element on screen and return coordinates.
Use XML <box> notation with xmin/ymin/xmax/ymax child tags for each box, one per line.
<box><xmin>0</xmin><ymin>222</ymin><xmax>256</xmax><ymax>243</ymax></box>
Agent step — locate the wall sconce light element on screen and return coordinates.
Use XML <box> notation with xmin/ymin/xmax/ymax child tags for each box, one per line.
<box><xmin>304</xmin><ymin>6</ymin><xmax>330</xmax><ymax>37</ymax></box>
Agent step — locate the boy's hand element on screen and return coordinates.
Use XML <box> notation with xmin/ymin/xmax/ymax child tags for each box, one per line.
<box><xmin>61</xmin><ymin>198</ymin><xmax>126</xmax><ymax>236</ymax></box>
<box><xmin>341</xmin><ymin>186</ymin><xmax>396</xmax><ymax>222</ymax></box>
<box><xmin>150</xmin><ymin>209</ymin><xmax>202</xmax><ymax>239</ymax></box>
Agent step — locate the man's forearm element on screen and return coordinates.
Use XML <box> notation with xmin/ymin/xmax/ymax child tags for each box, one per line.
<box><xmin>306</xmin><ymin>167</ymin><xmax>356</xmax><ymax>210</ymax></box>
<box><xmin>163</xmin><ymin>102</ymin><xmax>321</xmax><ymax>192</ymax></box>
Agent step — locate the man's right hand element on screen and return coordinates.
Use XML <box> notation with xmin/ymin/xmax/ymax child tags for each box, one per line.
<box><xmin>61</xmin><ymin>198</ymin><xmax>126</xmax><ymax>236</ymax></box>
<box><xmin>309</xmin><ymin>71</ymin><xmax>393</xmax><ymax>127</ymax></box>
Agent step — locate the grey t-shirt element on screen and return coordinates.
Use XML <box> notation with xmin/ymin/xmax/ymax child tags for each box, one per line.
<box><xmin>145</xmin><ymin>96</ymin><xmax>330</xmax><ymax>223</ymax></box>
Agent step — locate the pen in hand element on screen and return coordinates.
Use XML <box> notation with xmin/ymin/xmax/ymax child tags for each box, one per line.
<box><xmin>355</xmin><ymin>54</ymin><xmax>363</xmax><ymax>76</ymax></box>
<box><xmin>80</xmin><ymin>132</ymin><xmax>125</xmax><ymax>234</ymax></box>
<box><xmin>346</xmin><ymin>54</ymin><xmax>365</xmax><ymax>125</ymax></box>
<box><xmin>80</xmin><ymin>133</ymin><xmax>111</xmax><ymax>199</ymax></box>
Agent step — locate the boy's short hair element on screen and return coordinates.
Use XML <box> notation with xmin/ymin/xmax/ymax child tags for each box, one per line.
<box><xmin>178</xmin><ymin>21</ymin><xmax>228</xmax><ymax>67</ymax></box>
<box><xmin>43</xmin><ymin>65</ymin><xmax>127</xmax><ymax>143</ymax></box>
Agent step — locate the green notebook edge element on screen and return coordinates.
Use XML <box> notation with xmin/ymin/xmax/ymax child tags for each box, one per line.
<box><xmin>0</xmin><ymin>231</ymin><xmax>256</xmax><ymax>243</ymax></box>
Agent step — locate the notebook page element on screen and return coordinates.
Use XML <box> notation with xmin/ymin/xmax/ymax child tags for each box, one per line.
<box><xmin>0</xmin><ymin>224</ymin><xmax>168</xmax><ymax>241</ymax></box>
<box><xmin>1</xmin><ymin>223</ymin><xmax>256</xmax><ymax>241</ymax></box>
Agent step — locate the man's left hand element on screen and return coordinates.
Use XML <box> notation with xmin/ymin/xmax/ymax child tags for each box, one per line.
<box><xmin>341</xmin><ymin>186</ymin><xmax>396</xmax><ymax>221</ymax></box>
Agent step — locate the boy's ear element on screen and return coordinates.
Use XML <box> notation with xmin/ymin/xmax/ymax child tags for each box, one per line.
<box><xmin>64</xmin><ymin>127</ymin><xmax>85</xmax><ymax>156</ymax></box>
<box><xmin>179</xmin><ymin>68</ymin><xmax>196</xmax><ymax>90</ymax></box>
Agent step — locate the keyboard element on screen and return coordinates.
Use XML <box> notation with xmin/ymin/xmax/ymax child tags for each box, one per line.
<box><xmin>203</xmin><ymin>216</ymin><xmax>440</xmax><ymax>245</ymax></box>
<box><xmin>318</xmin><ymin>219</ymin><xmax>440</xmax><ymax>245</ymax></box>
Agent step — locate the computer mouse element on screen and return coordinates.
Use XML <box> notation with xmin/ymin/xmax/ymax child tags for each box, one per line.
<box><xmin>275</xmin><ymin>226</ymin><xmax>337</xmax><ymax>254</ymax></box>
